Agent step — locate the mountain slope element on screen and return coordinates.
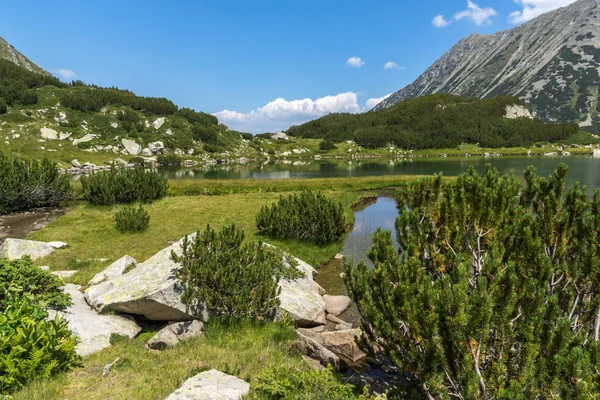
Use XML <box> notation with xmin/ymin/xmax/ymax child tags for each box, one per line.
<box><xmin>0</xmin><ymin>36</ymin><xmax>48</xmax><ymax>75</ymax></box>
<box><xmin>373</xmin><ymin>0</ymin><xmax>600</xmax><ymax>129</ymax></box>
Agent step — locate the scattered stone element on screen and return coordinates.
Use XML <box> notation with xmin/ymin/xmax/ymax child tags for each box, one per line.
<box><xmin>39</xmin><ymin>265</ymin><xmax>50</xmax><ymax>271</ymax></box>
<box><xmin>271</xmin><ymin>132</ymin><xmax>289</xmax><ymax>140</ymax></box>
<box><xmin>73</xmin><ymin>134</ymin><xmax>95</xmax><ymax>146</ymax></box>
<box><xmin>142</xmin><ymin>148</ymin><xmax>152</xmax><ymax>157</ymax></box>
<box><xmin>102</xmin><ymin>357</ymin><xmax>122</xmax><ymax>378</ymax></box>
<box><xmin>301</xmin><ymin>329</ymin><xmax>366</xmax><ymax>363</ymax></box>
<box><xmin>152</xmin><ymin>117</ymin><xmax>166</xmax><ymax>129</ymax></box>
<box><xmin>165</xmin><ymin>128</ymin><xmax>173</xmax><ymax>136</ymax></box>
<box><xmin>88</xmin><ymin>255</ymin><xmax>137</xmax><ymax>286</ymax></box>
<box><xmin>0</xmin><ymin>238</ymin><xmax>56</xmax><ymax>260</ymax></box>
<box><xmin>47</xmin><ymin>284</ymin><xmax>141</xmax><ymax>356</ymax></box>
<box><xmin>326</xmin><ymin>313</ymin><xmax>346</xmax><ymax>325</ymax></box>
<box><xmin>48</xmin><ymin>241</ymin><xmax>69</xmax><ymax>249</ymax></box>
<box><xmin>122</xmin><ymin>138</ymin><xmax>142</xmax><ymax>156</ymax></box>
<box><xmin>293</xmin><ymin>330</ymin><xmax>344</xmax><ymax>371</ymax></box>
<box><xmin>71</xmin><ymin>159</ymin><xmax>81</xmax><ymax>168</ymax></box>
<box><xmin>40</xmin><ymin>127</ymin><xmax>59</xmax><ymax>140</ymax></box>
<box><xmin>146</xmin><ymin>320</ymin><xmax>204</xmax><ymax>350</ymax></box>
<box><xmin>165</xmin><ymin>369</ymin><xmax>250</xmax><ymax>400</ymax></box>
<box><xmin>55</xmin><ymin>112</ymin><xmax>68</xmax><ymax>124</ymax></box>
<box><xmin>322</xmin><ymin>295</ymin><xmax>351</xmax><ymax>316</ymax></box>
<box><xmin>334</xmin><ymin>253</ymin><xmax>344</xmax><ymax>260</ymax></box>
<box><xmin>148</xmin><ymin>141</ymin><xmax>164</xmax><ymax>153</ymax></box>
<box><xmin>51</xmin><ymin>270</ymin><xmax>78</xmax><ymax>279</ymax></box>
<box><xmin>59</xmin><ymin>132</ymin><xmax>72</xmax><ymax>140</ymax></box>
<box><xmin>110</xmin><ymin>122</ymin><xmax>119</xmax><ymax>128</ymax></box>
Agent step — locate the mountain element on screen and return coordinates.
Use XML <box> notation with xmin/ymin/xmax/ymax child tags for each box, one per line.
<box><xmin>0</xmin><ymin>36</ymin><xmax>48</xmax><ymax>75</ymax></box>
<box><xmin>373</xmin><ymin>0</ymin><xmax>600</xmax><ymax>130</ymax></box>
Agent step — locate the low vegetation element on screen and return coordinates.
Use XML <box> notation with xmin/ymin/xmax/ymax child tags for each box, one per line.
<box><xmin>0</xmin><ymin>154</ymin><xmax>71</xmax><ymax>214</ymax></box>
<box><xmin>256</xmin><ymin>191</ymin><xmax>347</xmax><ymax>245</ymax></box>
<box><xmin>114</xmin><ymin>204</ymin><xmax>150</xmax><ymax>233</ymax></box>
<box><xmin>346</xmin><ymin>164</ymin><xmax>600</xmax><ymax>398</ymax></box>
<box><xmin>175</xmin><ymin>224</ymin><xmax>303</xmax><ymax>320</ymax></box>
<box><xmin>80</xmin><ymin>166</ymin><xmax>168</xmax><ymax>205</ymax></box>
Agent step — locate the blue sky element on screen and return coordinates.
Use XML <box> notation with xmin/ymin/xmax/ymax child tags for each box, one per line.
<box><xmin>0</xmin><ymin>0</ymin><xmax>577</xmax><ymax>133</ymax></box>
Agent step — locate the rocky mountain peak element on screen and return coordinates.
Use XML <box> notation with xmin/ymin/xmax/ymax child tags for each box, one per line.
<box><xmin>0</xmin><ymin>36</ymin><xmax>48</xmax><ymax>75</ymax></box>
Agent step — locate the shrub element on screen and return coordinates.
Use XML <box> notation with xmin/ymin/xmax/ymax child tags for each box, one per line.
<box><xmin>80</xmin><ymin>166</ymin><xmax>168</xmax><ymax>205</ymax></box>
<box><xmin>240</xmin><ymin>132</ymin><xmax>254</xmax><ymax>141</ymax></box>
<box><xmin>0</xmin><ymin>155</ymin><xmax>72</xmax><ymax>214</ymax></box>
<box><xmin>254</xmin><ymin>365</ymin><xmax>381</xmax><ymax>400</ymax></box>
<box><xmin>319</xmin><ymin>139</ymin><xmax>335</xmax><ymax>150</ymax></box>
<box><xmin>115</xmin><ymin>204</ymin><xmax>150</xmax><ymax>232</ymax></box>
<box><xmin>174</xmin><ymin>224</ymin><xmax>303</xmax><ymax>320</ymax></box>
<box><xmin>345</xmin><ymin>164</ymin><xmax>600</xmax><ymax>398</ymax></box>
<box><xmin>256</xmin><ymin>192</ymin><xmax>346</xmax><ymax>244</ymax></box>
<box><xmin>0</xmin><ymin>258</ymin><xmax>71</xmax><ymax>312</ymax></box>
<box><xmin>156</xmin><ymin>153</ymin><xmax>182</xmax><ymax>166</ymax></box>
<box><xmin>0</xmin><ymin>295</ymin><xmax>78</xmax><ymax>394</ymax></box>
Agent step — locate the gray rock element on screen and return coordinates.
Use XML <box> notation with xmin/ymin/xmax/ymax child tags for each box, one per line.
<box><xmin>148</xmin><ymin>141</ymin><xmax>164</xmax><ymax>153</ymax></box>
<box><xmin>40</xmin><ymin>127</ymin><xmax>58</xmax><ymax>140</ymax></box>
<box><xmin>71</xmin><ymin>159</ymin><xmax>81</xmax><ymax>168</ymax></box>
<box><xmin>142</xmin><ymin>148</ymin><xmax>153</xmax><ymax>157</ymax></box>
<box><xmin>152</xmin><ymin>117</ymin><xmax>166</xmax><ymax>129</ymax></box>
<box><xmin>122</xmin><ymin>138</ymin><xmax>142</xmax><ymax>156</ymax></box>
<box><xmin>73</xmin><ymin>134</ymin><xmax>95</xmax><ymax>146</ymax></box>
<box><xmin>0</xmin><ymin>238</ymin><xmax>56</xmax><ymax>260</ymax></box>
<box><xmin>59</xmin><ymin>132</ymin><xmax>72</xmax><ymax>140</ymax></box>
<box><xmin>47</xmin><ymin>284</ymin><xmax>141</xmax><ymax>356</ymax></box>
<box><xmin>300</xmin><ymin>329</ymin><xmax>366</xmax><ymax>363</ymax></box>
<box><xmin>271</xmin><ymin>132</ymin><xmax>289</xmax><ymax>140</ymax></box>
<box><xmin>48</xmin><ymin>241</ymin><xmax>69</xmax><ymax>249</ymax></box>
<box><xmin>84</xmin><ymin>235</ymin><xmax>203</xmax><ymax>321</ymax></box>
<box><xmin>88</xmin><ymin>255</ymin><xmax>137</xmax><ymax>286</ymax></box>
<box><xmin>277</xmin><ymin>255</ymin><xmax>326</xmax><ymax>327</ymax></box>
<box><xmin>110</xmin><ymin>122</ymin><xmax>119</xmax><ymax>128</ymax></box>
<box><xmin>146</xmin><ymin>320</ymin><xmax>204</xmax><ymax>350</ymax></box>
<box><xmin>293</xmin><ymin>330</ymin><xmax>344</xmax><ymax>371</ymax></box>
<box><xmin>322</xmin><ymin>295</ymin><xmax>351</xmax><ymax>316</ymax></box>
<box><xmin>165</xmin><ymin>369</ymin><xmax>249</xmax><ymax>400</ymax></box>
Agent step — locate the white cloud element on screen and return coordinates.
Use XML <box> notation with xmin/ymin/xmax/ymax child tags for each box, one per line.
<box><xmin>364</xmin><ymin>94</ymin><xmax>392</xmax><ymax>111</ymax></box>
<box><xmin>509</xmin><ymin>0</ymin><xmax>577</xmax><ymax>23</ymax></box>
<box><xmin>53</xmin><ymin>69</ymin><xmax>76</xmax><ymax>80</ymax></box>
<box><xmin>215</xmin><ymin>92</ymin><xmax>392</xmax><ymax>133</ymax></box>
<box><xmin>432</xmin><ymin>15</ymin><xmax>451</xmax><ymax>28</ymax></box>
<box><xmin>383</xmin><ymin>61</ymin><xmax>404</xmax><ymax>70</ymax></box>
<box><xmin>346</xmin><ymin>56</ymin><xmax>365</xmax><ymax>68</ymax></box>
<box><xmin>454</xmin><ymin>1</ymin><xmax>497</xmax><ymax>25</ymax></box>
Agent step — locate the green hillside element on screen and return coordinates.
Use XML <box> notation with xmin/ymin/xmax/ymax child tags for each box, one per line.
<box><xmin>286</xmin><ymin>94</ymin><xmax>579</xmax><ymax>149</ymax></box>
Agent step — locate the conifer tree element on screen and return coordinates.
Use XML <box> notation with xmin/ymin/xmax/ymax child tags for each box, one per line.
<box><xmin>345</xmin><ymin>164</ymin><xmax>600</xmax><ymax>399</ymax></box>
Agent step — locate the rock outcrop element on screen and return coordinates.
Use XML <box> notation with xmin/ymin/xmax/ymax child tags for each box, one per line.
<box><xmin>48</xmin><ymin>284</ymin><xmax>141</xmax><ymax>356</ymax></box>
<box><xmin>165</xmin><ymin>369</ymin><xmax>250</xmax><ymax>400</ymax></box>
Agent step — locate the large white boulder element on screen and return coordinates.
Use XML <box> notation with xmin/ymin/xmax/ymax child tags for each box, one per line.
<box><xmin>40</xmin><ymin>127</ymin><xmax>58</xmax><ymax>140</ymax></box>
<box><xmin>88</xmin><ymin>255</ymin><xmax>137</xmax><ymax>286</ymax></box>
<box><xmin>0</xmin><ymin>238</ymin><xmax>57</xmax><ymax>260</ymax></box>
<box><xmin>122</xmin><ymin>138</ymin><xmax>142</xmax><ymax>156</ymax></box>
<box><xmin>277</xmin><ymin>255</ymin><xmax>326</xmax><ymax>327</ymax></box>
<box><xmin>48</xmin><ymin>284</ymin><xmax>141</xmax><ymax>356</ymax></box>
<box><xmin>271</xmin><ymin>132</ymin><xmax>289</xmax><ymax>140</ymax></box>
<box><xmin>84</xmin><ymin>235</ymin><xmax>202</xmax><ymax>321</ymax></box>
<box><xmin>165</xmin><ymin>369</ymin><xmax>250</xmax><ymax>400</ymax></box>
<box><xmin>152</xmin><ymin>117</ymin><xmax>166</xmax><ymax>129</ymax></box>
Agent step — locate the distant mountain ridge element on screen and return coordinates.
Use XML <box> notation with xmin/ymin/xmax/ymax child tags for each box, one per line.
<box><xmin>0</xmin><ymin>36</ymin><xmax>48</xmax><ymax>75</ymax></box>
<box><xmin>373</xmin><ymin>0</ymin><xmax>600</xmax><ymax>130</ymax></box>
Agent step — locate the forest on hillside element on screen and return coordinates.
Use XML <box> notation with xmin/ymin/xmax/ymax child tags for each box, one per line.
<box><xmin>286</xmin><ymin>94</ymin><xmax>579</xmax><ymax>149</ymax></box>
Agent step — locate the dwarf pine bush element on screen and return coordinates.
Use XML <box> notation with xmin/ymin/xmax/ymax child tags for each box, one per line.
<box><xmin>174</xmin><ymin>224</ymin><xmax>303</xmax><ymax>320</ymax></box>
<box><xmin>115</xmin><ymin>204</ymin><xmax>150</xmax><ymax>232</ymax></box>
<box><xmin>256</xmin><ymin>191</ymin><xmax>346</xmax><ymax>244</ymax></box>
<box><xmin>0</xmin><ymin>155</ymin><xmax>71</xmax><ymax>214</ymax></box>
<box><xmin>81</xmin><ymin>165</ymin><xmax>168</xmax><ymax>205</ymax></box>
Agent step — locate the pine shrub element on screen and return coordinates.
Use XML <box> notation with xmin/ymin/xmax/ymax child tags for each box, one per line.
<box><xmin>319</xmin><ymin>139</ymin><xmax>335</xmax><ymax>150</ymax></box>
<box><xmin>256</xmin><ymin>192</ymin><xmax>346</xmax><ymax>244</ymax></box>
<box><xmin>81</xmin><ymin>166</ymin><xmax>168</xmax><ymax>205</ymax></box>
<box><xmin>345</xmin><ymin>164</ymin><xmax>600</xmax><ymax>398</ymax></box>
<box><xmin>0</xmin><ymin>155</ymin><xmax>72</xmax><ymax>214</ymax></box>
<box><xmin>115</xmin><ymin>204</ymin><xmax>150</xmax><ymax>232</ymax></box>
<box><xmin>174</xmin><ymin>224</ymin><xmax>303</xmax><ymax>320</ymax></box>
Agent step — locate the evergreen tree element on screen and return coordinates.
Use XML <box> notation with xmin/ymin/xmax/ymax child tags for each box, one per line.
<box><xmin>345</xmin><ymin>164</ymin><xmax>600</xmax><ymax>399</ymax></box>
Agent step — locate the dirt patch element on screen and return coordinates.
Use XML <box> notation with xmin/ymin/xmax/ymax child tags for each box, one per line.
<box><xmin>0</xmin><ymin>207</ymin><xmax>66</xmax><ymax>245</ymax></box>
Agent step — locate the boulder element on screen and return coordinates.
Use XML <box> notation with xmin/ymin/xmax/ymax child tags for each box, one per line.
<box><xmin>0</xmin><ymin>238</ymin><xmax>56</xmax><ymax>260</ymax></box>
<box><xmin>88</xmin><ymin>255</ymin><xmax>137</xmax><ymax>286</ymax></box>
<box><xmin>148</xmin><ymin>141</ymin><xmax>164</xmax><ymax>153</ymax></box>
<box><xmin>322</xmin><ymin>295</ymin><xmax>351</xmax><ymax>316</ymax></box>
<box><xmin>84</xmin><ymin>235</ymin><xmax>203</xmax><ymax>321</ymax></box>
<box><xmin>73</xmin><ymin>134</ymin><xmax>95</xmax><ymax>146</ymax></box>
<box><xmin>152</xmin><ymin>117</ymin><xmax>166</xmax><ymax>129</ymax></box>
<box><xmin>142</xmin><ymin>148</ymin><xmax>152</xmax><ymax>157</ymax></box>
<box><xmin>301</xmin><ymin>329</ymin><xmax>366</xmax><ymax>363</ymax></box>
<box><xmin>293</xmin><ymin>330</ymin><xmax>344</xmax><ymax>371</ymax></box>
<box><xmin>110</xmin><ymin>122</ymin><xmax>119</xmax><ymax>128</ymax></box>
<box><xmin>166</xmin><ymin>369</ymin><xmax>249</xmax><ymax>400</ymax></box>
<box><xmin>40</xmin><ymin>127</ymin><xmax>58</xmax><ymax>140</ymax></box>
<box><xmin>55</xmin><ymin>112</ymin><xmax>68</xmax><ymax>124</ymax></box>
<box><xmin>277</xmin><ymin>255</ymin><xmax>326</xmax><ymax>327</ymax></box>
<box><xmin>272</xmin><ymin>132</ymin><xmax>289</xmax><ymax>140</ymax></box>
<box><xmin>122</xmin><ymin>138</ymin><xmax>142</xmax><ymax>156</ymax></box>
<box><xmin>71</xmin><ymin>159</ymin><xmax>81</xmax><ymax>168</ymax></box>
<box><xmin>146</xmin><ymin>320</ymin><xmax>204</xmax><ymax>350</ymax></box>
<box><xmin>47</xmin><ymin>284</ymin><xmax>141</xmax><ymax>356</ymax></box>
<box><xmin>59</xmin><ymin>132</ymin><xmax>72</xmax><ymax>140</ymax></box>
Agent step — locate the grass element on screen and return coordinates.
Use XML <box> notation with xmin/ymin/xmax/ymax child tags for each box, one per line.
<box><xmin>12</xmin><ymin>320</ymin><xmax>307</xmax><ymax>400</ymax></box>
<box><xmin>28</xmin><ymin>191</ymin><xmax>368</xmax><ymax>284</ymax></box>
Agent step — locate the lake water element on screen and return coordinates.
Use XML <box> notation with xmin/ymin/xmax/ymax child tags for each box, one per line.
<box><xmin>163</xmin><ymin>156</ymin><xmax>600</xmax><ymax>194</ymax></box>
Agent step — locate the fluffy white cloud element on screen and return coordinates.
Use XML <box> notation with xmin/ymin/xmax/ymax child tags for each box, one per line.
<box><xmin>214</xmin><ymin>92</ymin><xmax>363</xmax><ymax>133</ymax></box>
<box><xmin>454</xmin><ymin>1</ymin><xmax>497</xmax><ymax>25</ymax></box>
<box><xmin>364</xmin><ymin>93</ymin><xmax>392</xmax><ymax>111</ymax></box>
<box><xmin>346</xmin><ymin>56</ymin><xmax>365</xmax><ymax>68</ymax></box>
<box><xmin>53</xmin><ymin>69</ymin><xmax>76</xmax><ymax>80</ymax></box>
<box><xmin>383</xmin><ymin>61</ymin><xmax>404</xmax><ymax>70</ymax></box>
<box><xmin>432</xmin><ymin>15</ymin><xmax>451</xmax><ymax>28</ymax></box>
<box><xmin>509</xmin><ymin>0</ymin><xmax>577</xmax><ymax>23</ymax></box>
